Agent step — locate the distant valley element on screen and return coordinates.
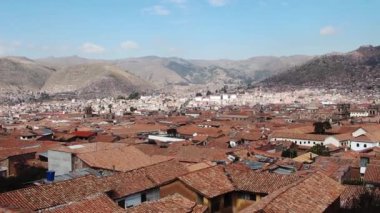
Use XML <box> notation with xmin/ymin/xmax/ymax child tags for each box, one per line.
<box><xmin>0</xmin><ymin>54</ymin><xmax>313</xmax><ymax>99</ymax></box>
<box><xmin>0</xmin><ymin>45</ymin><xmax>379</xmax><ymax>101</ymax></box>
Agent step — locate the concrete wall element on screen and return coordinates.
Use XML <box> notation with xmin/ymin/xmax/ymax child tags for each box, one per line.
<box><xmin>48</xmin><ymin>150</ymin><xmax>72</xmax><ymax>175</ymax></box>
<box><xmin>271</xmin><ymin>138</ymin><xmax>324</xmax><ymax>147</ymax></box>
<box><xmin>0</xmin><ymin>159</ymin><xmax>9</xmax><ymax>177</ymax></box>
<box><xmin>350</xmin><ymin>141</ymin><xmax>377</xmax><ymax>151</ymax></box>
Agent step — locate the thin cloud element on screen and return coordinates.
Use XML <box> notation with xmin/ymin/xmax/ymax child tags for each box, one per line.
<box><xmin>168</xmin><ymin>0</ymin><xmax>187</xmax><ymax>4</ymax></box>
<box><xmin>80</xmin><ymin>42</ymin><xmax>105</xmax><ymax>54</ymax></box>
<box><xmin>143</xmin><ymin>5</ymin><xmax>170</xmax><ymax>16</ymax></box>
<box><xmin>208</xmin><ymin>0</ymin><xmax>229</xmax><ymax>7</ymax></box>
<box><xmin>167</xmin><ymin>0</ymin><xmax>187</xmax><ymax>8</ymax></box>
<box><xmin>121</xmin><ymin>41</ymin><xmax>139</xmax><ymax>50</ymax></box>
<box><xmin>320</xmin><ymin>26</ymin><xmax>338</xmax><ymax>36</ymax></box>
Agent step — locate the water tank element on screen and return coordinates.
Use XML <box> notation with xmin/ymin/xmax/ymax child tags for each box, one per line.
<box><xmin>46</xmin><ymin>171</ymin><xmax>55</xmax><ymax>182</ymax></box>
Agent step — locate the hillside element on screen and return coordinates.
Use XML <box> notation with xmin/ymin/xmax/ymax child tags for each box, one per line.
<box><xmin>42</xmin><ymin>63</ymin><xmax>151</xmax><ymax>98</ymax></box>
<box><xmin>0</xmin><ymin>57</ymin><xmax>55</xmax><ymax>92</ymax></box>
<box><xmin>0</xmin><ymin>53</ymin><xmax>314</xmax><ymax>99</ymax></box>
<box><xmin>262</xmin><ymin>45</ymin><xmax>380</xmax><ymax>90</ymax></box>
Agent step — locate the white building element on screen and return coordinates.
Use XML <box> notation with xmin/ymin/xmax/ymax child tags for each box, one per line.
<box><xmin>350</xmin><ymin>110</ymin><xmax>369</xmax><ymax>118</ymax></box>
<box><xmin>349</xmin><ymin>127</ymin><xmax>380</xmax><ymax>151</ymax></box>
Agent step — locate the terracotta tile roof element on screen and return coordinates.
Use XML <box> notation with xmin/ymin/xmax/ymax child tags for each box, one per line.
<box><xmin>41</xmin><ymin>193</ymin><xmax>124</xmax><ymax>213</ymax></box>
<box><xmin>364</xmin><ymin>164</ymin><xmax>380</xmax><ymax>185</ymax></box>
<box><xmin>72</xmin><ymin>131</ymin><xmax>96</xmax><ymax>138</ymax></box>
<box><xmin>225</xmin><ymin>164</ymin><xmax>301</xmax><ymax>194</ymax></box>
<box><xmin>91</xmin><ymin>134</ymin><xmax>120</xmax><ymax>143</ymax></box>
<box><xmin>241</xmin><ymin>172</ymin><xmax>345</xmax><ymax>213</ymax></box>
<box><xmin>0</xmin><ymin>141</ymin><xmax>62</xmax><ymax>161</ymax></box>
<box><xmin>177</xmin><ymin>125</ymin><xmax>224</xmax><ymax>138</ymax></box>
<box><xmin>143</xmin><ymin>159</ymin><xmax>190</xmax><ymax>184</ymax></box>
<box><xmin>50</xmin><ymin>142</ymin><xmax>125</xmax><ymax>154</ymax></box>
<box><xmin>175</xmin><ymin>146</ymin><xmax>227</xmax><ymax>163</ymax></box>
<box><xmin>293</xmin><ymin>152</ymin><xmax>318</xmax><ymax>164</ymax></box>
<box><xmin>312</xmin><ymin>156</ymin><xmax>355</xmax><ymax>181</ymax></box>
<box><xmin>340</xmin><ymin>185</ymin><xmax>366</xmax><ymax>209</ymax></box>
<box><xmin>0</xmin><ymin>175</ymin><xmax>111</xmax><ymax>211</ymax></box>
<box><xmin>100</xmin><ymin>170</ymin><xmax>156</xmax><ymax>199</ymax></box>
<box><xmin>126</xmin><ymin>193</ymin><xmax>207</xmax><ymax>213</ymax></box>
<box><xmin>178</xmin><ymin>166</ymin><xmax>234</xmax><ymax>198</ymax></box>
<box><xmin>77</xmin><ymin>145</ymin><xmax>173</xmax><ymax>172</ymax></box>
<box><xmin>0</xmin><ymin>162</ymin><xmax>181</xmax><ymax>211</ymax></box>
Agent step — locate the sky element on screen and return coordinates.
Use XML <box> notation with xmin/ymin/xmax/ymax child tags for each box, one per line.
<box><xmin>0</xmin><ymin>0</ymin><xmax>379</xmax><ymax>60</ymax></box>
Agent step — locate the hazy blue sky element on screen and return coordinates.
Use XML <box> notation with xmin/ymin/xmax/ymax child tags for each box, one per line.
<box><xmin>0</xmin><ymin>0</ymin><xmax>379</xmax><ymax>59</ymax></box>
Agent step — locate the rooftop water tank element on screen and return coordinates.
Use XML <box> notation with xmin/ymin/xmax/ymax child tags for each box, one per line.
<box><xmin>46</xmin><ymin>170</ymin><xmax>55</xmax><ymax>182</ymax></box>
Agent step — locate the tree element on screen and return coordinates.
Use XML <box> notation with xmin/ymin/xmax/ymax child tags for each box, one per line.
<box><xmin>127</xmin><ymin>92</ymin><xmax>140</xmax><ymax>100</ymax></box>
<box><xmin>206</xmin><ymin>90</ymin><xmax>212</xmax><ymax>96</ymax></box>
<box><xmin>195</xmin><ymin>92</ymin><xmax>202</xmax><ymax>97</ymax></box>
<box><xmin>130</xmin><ymin>107</ymin><xmax>137</xmax><ymax>112</ymax></box>
<box><xmin>313</xmin><ymin>121</ymin><xmax>331</xmax><ymax>134</ymax></box>
<box><xmin>281</xmin><ymin>148</ymin><xmax>298</xmax><ymax>158</ymax></box>
<box><xmin>310</xmin><ymin>144</ymin><xmax>330</xmax><ymax>156</ymax></box>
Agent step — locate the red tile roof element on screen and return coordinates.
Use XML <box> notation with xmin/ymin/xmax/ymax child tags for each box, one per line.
<box><xmin>41</xmin><ymin>193</ymin><xmax>124</xmax><ymax>213</ymax></box>
<box><xmin>72</xmin><ymin>131</ymin><xmax>96</xmax><ymax>138</ymax></box>
<box><xmin>0</xmin><ymin>175</ymin><xmax>111</xmax><ymax>211</ymax></box>
<box><xmin>77</xmin><ymin>145</ymin><xmax>172</xmax><ymax>172</ymax></box>
<box><xmin>364</xmin><ymin>164</ymin><xmax>380</xmax><ymax>185</ymax></box>
<box><xmin>226</xmin><ymin>164</ymin><xmax>301</xmax><ymax>194</ymax></box>
<box><xmin>178</xmin><ymin>166</ymin><xmax>234</xmax><ymax>198</ymax></box>
<box><xmin>126</xmin><ymin>193</ymin><xmax>207</xmax><ymax>213</ymax></box>
<box><xmin>240</xmin><ymin>172</ymin><xmax>345</xmax><ymax>213</ymax></box>
<box><xmin>0</xmin><ymin>159</ymin><xmax>191</xmax><ymax>211</ymax></box>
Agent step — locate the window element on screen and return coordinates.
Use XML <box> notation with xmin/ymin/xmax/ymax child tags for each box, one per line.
<box><xmin>238</xmin><ymin>193</ymin><xmax>256</xmax><ymax>201</ymax></box>
<box><xmin>364</xmin><ymin>144</ymin><xmax>367</xmax><ymax>148</ymax></box>
<box><xmin>141</xmin><ymin>193</ymin><xmax>147</xmax><ymax>202</ymax></box>
<box><xmin>224</xmin><ymin>194</ymin><xmax>232</xmax><ymax>207</ymax></box>
<box><xmin>212</xmin><ymin>198</ymin><xmax>220</xmax><ymax>212</ymax></box>
<box><xmin>313</xmin><ymin>142</ymin><xmax>316</xmax><ymax>145</ymax></box>
<box><xmin>125</xmin><ymin>194</ymin><xmax>142</xmax><ymax>208</ymax></box>
<box><xmin>117</xmin><ymin>199</ymin><xmax>125</xmax><ymax>208</ymax></box>
<box><xmin>146</xmin><ymin>189</ymin><xmax>160</xmax><ymax>201</ymax></box>
<box><xmin>357</xmin><ymin>143</ymin><xmax>360</xmax><ymax>147</ymax></box>
<box><xmin>308</xmin><ymin>141</ymin><xmax>310</xmax><ymax>144</ymax></box>
<box><xmin>196</xmin><ymin>194</ymin><xmax>203</xmax><ymax>204</ymax></box>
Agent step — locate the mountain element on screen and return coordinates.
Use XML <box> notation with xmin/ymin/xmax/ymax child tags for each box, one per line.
<box><xmin>38</xmin><ymin>55</ymin><xmax>312</xmax><ymax>90</ymax></box>
<box><xmin>42</xmin><ymin>63</ymin><xmax>152</xmax><ymax>98</ymax></box>
<box><xmin>0</xmin><ymin>57</ymin><xmax>55</xmax><ymax>92</ymax></box>
<box><xmin>0</xmin><ymin>54</ymin><xmax>313</xmax><ymax>99</ymax></box>
<box><xmin>262</xmin><ymin>45</ymin><xmax>380</xmax><ymax>90</ymax></box>
<box><xmin>192</xmin><ymin>55</ymin><xmax>314</xmax><ymax>82</ymax></box>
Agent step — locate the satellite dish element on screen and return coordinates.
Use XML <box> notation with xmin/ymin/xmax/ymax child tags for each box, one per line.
<box><xmin>229</xmin><ymin>141</ymin><xmax>237</xmax><ymax>147</ymax></box>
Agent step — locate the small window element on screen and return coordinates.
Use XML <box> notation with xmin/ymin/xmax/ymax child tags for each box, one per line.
<box><xmin>304</xmin><ymin>141</ymin><xmax>306</xmax><ymax>144</ymax></box>
<box><xmin>357</xmin><ymin>143</ymin><xmax>360</xmax><ymax>147</ymax></box>
<box><xmin>118</xmin><ymin>200</ymin><xmax>125</xmax><ymax>208</ymax></box>
<box><xmin>141</xmin><ymin>193</ymin><xmax>147</xmax><ymax>202</ymax></box>
<box><xmin>212</xmin><ymin>198</ymin><xmax>220</xmax><ymax>212</ymax></box>
<box><xmin>224</xmin><ymin>194</ymin><xmax>232</xmax><ymax>207</ymax></box>
<box><xmin>364</xmin><ymin>144</ymin><xmax>367</xmax><ymax>148</ymax></box>
<box><xmin>308</xmin><ymin>141</ymin><xmax>310</xmax><ymax>144</ymax></box>
<box><xmin>313</xmin><ymin>142</ymin><xmax>316</xmax><ymax>145</ymax></box>
<box><xmin>196</xmin><ymin>194</ymin><xmax>203</xmax><ymax>204</ymax></box>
